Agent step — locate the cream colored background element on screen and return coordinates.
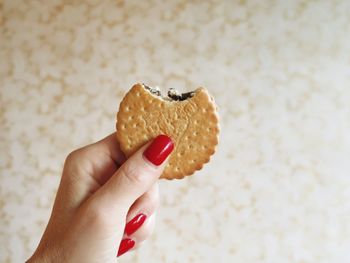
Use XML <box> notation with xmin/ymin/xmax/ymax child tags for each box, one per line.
<box><xmin>1</xmin><ymin>1</ymin><xmax>350</xmax><ymax>262</ymax></box>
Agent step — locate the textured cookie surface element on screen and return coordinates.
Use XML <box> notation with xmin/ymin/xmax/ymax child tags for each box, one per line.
<box><xmin>116</xmin><ymin>83</ymin><xmax>219</xmax><ymax>179</ymax></box>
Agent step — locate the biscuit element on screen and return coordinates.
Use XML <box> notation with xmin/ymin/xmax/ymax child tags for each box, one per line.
<box><xmin>116</xmin><ymin>83</ymin><xmax>219</xmax><ymax>180</ymax></box>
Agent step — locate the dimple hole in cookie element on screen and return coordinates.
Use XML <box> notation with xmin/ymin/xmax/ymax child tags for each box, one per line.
<box><xmin>177</xmin><ymin>151</ymin><xmax>185</xmax><ymax>157</ymax></box>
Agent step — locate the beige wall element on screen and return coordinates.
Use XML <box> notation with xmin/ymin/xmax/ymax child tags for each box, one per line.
<box><xmin>1</xmin><ymin>1</ymin><xmax>350</xmax><ymax>262</ymax></box>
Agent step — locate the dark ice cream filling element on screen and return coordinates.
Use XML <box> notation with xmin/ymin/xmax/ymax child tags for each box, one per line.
<box><xmin>143</xmin><ymin>84</ymin><xmax>194</xmax><ymax>101</ymax></box>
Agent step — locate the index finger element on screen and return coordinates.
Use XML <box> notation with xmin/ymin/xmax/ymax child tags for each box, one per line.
<box><xmin>91</xmin><ymin>132</ymin><xmax>126</xmax><ymax>166</ymax></box>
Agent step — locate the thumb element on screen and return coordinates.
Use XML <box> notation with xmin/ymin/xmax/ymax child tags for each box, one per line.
<box><xmin>91</xmin><ymin>135</ymin><xmax>174</xmax><ymax>216</ymax></box>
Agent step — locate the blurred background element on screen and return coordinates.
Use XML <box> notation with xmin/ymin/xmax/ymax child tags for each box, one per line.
<box><xmin>1</xmin><ymin>0</ymin><xmax>350</xmax><ymax>262</ymax></box>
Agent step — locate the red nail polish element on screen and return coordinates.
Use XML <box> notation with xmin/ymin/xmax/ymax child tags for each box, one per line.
<box><xmin>125</xmin><ymin>214</ymin><xmax>147</xmax><ymax>236</ymax></box>
<box><xmin>117</xmin><ymin>238</ymin><xmax>135</xmax><ymax>257</ymax></box>
<box><xmin>143</xmin><ymin>135</ymin><xmax>174</xmax><ymax>166</ymax></box>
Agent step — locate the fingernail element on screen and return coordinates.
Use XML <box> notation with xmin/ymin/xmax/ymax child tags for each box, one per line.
<box><xmin>125</xmin><ymin>213</ymin><xmax>147</xmax><ymax>236</ymax></box>
<box><xmin>143</xmin><ymin>135</ymin><xmax>174</xmax><ymax>166</ymax></box>
<box><xmin>117</xmin><ymin>238</ymin><xmax>135</xmax><ymax>257</ymax></box>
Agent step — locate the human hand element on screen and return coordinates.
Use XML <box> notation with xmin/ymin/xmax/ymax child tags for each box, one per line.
<box><xmin>27</xmin><ymin>133</ymin><xmax>174</xmax><ymax>263</ymax></box>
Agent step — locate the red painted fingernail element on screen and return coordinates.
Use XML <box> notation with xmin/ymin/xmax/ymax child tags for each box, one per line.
<box><xmin>143</xmin><ymin>135</ymin><xmax>174</xmax><ymax>166</ymax></box>
<box><xmin>125</xmin><ymin>213</ymin><xmax>147</xmax><ymax>236</ymax></box>
<box><xmin>117</xmin><ymin>238</ymin><xmax>135</xmax><ymax>257</ymax></box>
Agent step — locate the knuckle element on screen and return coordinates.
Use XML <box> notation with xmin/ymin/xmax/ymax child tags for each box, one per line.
<box><xmin>152</xmin><ymin>193</ymin><xmax>160</xmax><ymax>209</ymax></box>
<box><xmin>146</xmin><ymin>185</ymin><xmax>160</xmax><ymax>210</ymax></box>
<box><xmin>144</xmin><ymin>191</ymin><xmax>160</xmax><ymax>211</ymax></box>
<box><xmin>65</xmin><ymin>149</ymin><xmax>83</xmax><ymax>166</ymax></box>
<box><xmin>64</xmin><ymin>148</ymin><xmax>92</xmax><ymax>176</ymax></box>
<box><xmin>120</xmin><ymin>163</ymin><xmax>148</xmax><ymax>186</ymax></box>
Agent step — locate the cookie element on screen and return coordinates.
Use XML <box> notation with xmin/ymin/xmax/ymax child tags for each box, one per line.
<box><xmin>116</xmin><ymin>83</ymin><xmax>219</xmax><ymax>180</ymax></box>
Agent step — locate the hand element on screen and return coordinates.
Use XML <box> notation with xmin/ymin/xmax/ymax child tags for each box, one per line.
<box><xmin>27</xmin><ymin>133</ymin><xmax>174</xmax><ymax>263</ymax></box>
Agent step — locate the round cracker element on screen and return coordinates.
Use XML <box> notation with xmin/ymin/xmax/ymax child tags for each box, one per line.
<box><xmin>116</xmin><ymin>83</ymin><xmax>219</xmax><ymax>180</ymax></box>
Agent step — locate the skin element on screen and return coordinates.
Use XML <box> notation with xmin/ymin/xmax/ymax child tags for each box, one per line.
<box><xmin>27</xmin><ymin>133</ymin><xmax>166</xmax><ymax>263</ymax></box>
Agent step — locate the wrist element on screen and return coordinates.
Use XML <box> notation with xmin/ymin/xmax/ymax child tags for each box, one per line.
<box><xmin>26</xmin><ymin>254</ymin><xmax>46</xmax><ymax>263</ymax></box>
<box><xmin>27</xmin><ymin>247</ymin><xmax>57</xmax><ymax>263</ymax></box>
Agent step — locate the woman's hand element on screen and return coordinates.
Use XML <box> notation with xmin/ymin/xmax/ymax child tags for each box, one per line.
<box><xmin>27</xmin><ymin>133</ymin><xmax>174</xmax><ymax>263</ymax></box>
